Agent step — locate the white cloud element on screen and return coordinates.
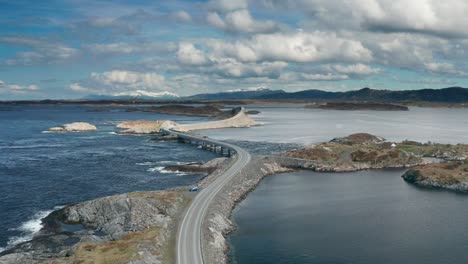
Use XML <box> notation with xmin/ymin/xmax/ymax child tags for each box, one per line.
<box><xmin>300</xmin><ymin>73</ymin><xmax>349</xmax><ymax>81</ymax></box>
<box><xmin>264</xmin><ymin>0</ymin><xmax>468</xmax><ymax>38</ymax></box>
<box><xmin>207</xmin><ymin>9</ymin><xmax>279</xmax><ymax>33</ymax></box>
<box><xmin>90</xmin><ymin>70</ymin><xmax>166</xmax><ymax>89</ymax></box>
<box><xmin>69</xmin><ymin>70</ymin><xmax>172</xmax><ymax>94</ymax></box>
<box><xmin>171</xmin><ymin>11</ymin><xmax>192</xmax><ymax>22</ymax></box>
<box><xmin>0</xmin><ymin>36</ymin><xmax>79</xmax><ymax>65</ymax></box>
<box><xmin>331</xmin><ymin>64</ymin><xmax>381</xmax><ymax>75</ymax></box>
<box><xmin>210</xmin><ymin>59</ymin><xmax>287</xmax><ymax>78</ymax></box>
<box><xmin>177</xmin><ymin>43</ymin><xmax>207</xmax><ymax>65</ymax></box>
<box><xmin>0</xmin><ymin>80</ymin><xmax>39</xmax><ymax>94</ymax></box>
<box><xmin>86</xmin><ymin>42</ymin><xmax>176</xmax><ymax>55</ymax></box>
<box><xmin>206</xmin><ymin>31</ymin><xmax>373</xmax><ymax>63</ymax></box>
<box><xmin>69</xmin><ymin>83</ymin><xmax>91</xmax><ymax>92</ymax></box>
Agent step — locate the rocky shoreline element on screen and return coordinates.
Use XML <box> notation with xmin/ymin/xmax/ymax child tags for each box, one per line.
<box><xmin>2</xmin><ymin>131</ymin><xmax>467</xmax><ymax>263</ymax></box>
<box><xmin>402</xmin><ymin>162</ymin><xmax>468</xmax><ymax>193</ymax></box>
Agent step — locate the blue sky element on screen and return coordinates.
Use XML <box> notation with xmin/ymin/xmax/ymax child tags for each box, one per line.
<box><xmin>1</xmin><ymin>0</ymin><xmax>468</xmax><ymax>99</ymax></box>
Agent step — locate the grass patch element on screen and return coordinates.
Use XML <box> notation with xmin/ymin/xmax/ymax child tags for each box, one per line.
<box><xmin>71</xmin><ymin>227</ymin><xmax>162</xmax><ymax>264</ymax></box>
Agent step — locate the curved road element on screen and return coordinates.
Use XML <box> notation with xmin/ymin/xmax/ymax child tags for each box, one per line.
<box><xmin>166</xmin><ymin>129</ymin><xmax>251</xmax><ymax>264</ymax></box>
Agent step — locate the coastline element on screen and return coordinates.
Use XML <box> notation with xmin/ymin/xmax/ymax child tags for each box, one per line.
<box><xmin>2</xmin><ymin>106</ymin><xmax>467</xmax><ymax>263</ymax></box>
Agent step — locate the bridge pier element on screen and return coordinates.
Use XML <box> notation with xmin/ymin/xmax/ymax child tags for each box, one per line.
<box><xmin>168</xmin><ymin>130</ymin><xmax>236</xmax><ymax>158</ymax></box>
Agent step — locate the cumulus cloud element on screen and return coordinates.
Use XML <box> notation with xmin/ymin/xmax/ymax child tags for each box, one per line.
<box><xmin>209</xmin><ymin>59</ymin><xmax>287</xmax><ymax>78</ymax></box>
<box><xmin>0</xmin><ymin>36</ymin><xmax>79</xmax><ymax>65</ymax></box>
<box><xmin>90</xmin><ymin>70</ymin><xmax>166</xmax><ymax>89</ymax></box>
<box><xmin>207</xmin><ymin>9</ymin><xmax>279</xmax><ymax>33</ymax></box>
<box><xmin>206</xmin><ymin>31</ymin><xmax>373</xmax><ymax>63</ymax></box>
<box><xmin>0</xmin><ymin>80</ymin><xmax>39</xmax><ymax>94</ymax></box>
<box><xmin>263</xmin><ymin>0</ymin><xmax>468</xmax><ymax>38</ymax></box>
<box><xmin>69</xmin><ymin>83</ymin><xmax>91</xmax><ymax>92</ymax></box>
<box><xmin>70</xmin><ymin>70</ymin><xmax>172</xmax><ymax>95</ymax></box>
<box><xmin>177</xmin><ymin>43</ymin><xmax>207</xmax><ymax>65</ymax></box>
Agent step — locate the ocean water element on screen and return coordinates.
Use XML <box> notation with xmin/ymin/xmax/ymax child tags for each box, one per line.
<box><xmin>0</xmin><ymin>105</ymin><xmax>218</xmax><ymax>251</ymax></box>
<box><xmin>229</xmin><ymin>170</ymin><xmax>468</xmax><ymax>264</ymax></box>
<box><xmin>204</xmin><ymin>106</ymin><xmax>468</xmax><ymax>145</ymax></box>
<box><xmin>215</xmin><ymin>106</ymin><xmax>468</xmax><ymax>264</ymax></box>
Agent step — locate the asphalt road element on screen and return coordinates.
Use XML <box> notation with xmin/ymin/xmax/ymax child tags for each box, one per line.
<box><xmin>168</xmin><ymin>130</ymin><xmax>251</xmax><ymax>264</ymax></box>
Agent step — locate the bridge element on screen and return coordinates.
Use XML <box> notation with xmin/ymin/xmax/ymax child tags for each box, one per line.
<box><xmin>160</xmin><ymin>128</ymin><xmax>251</xmax><ymax>264</ymax></box>
<box><xmin>162</xmin><ymin>129</ymin><xmax>235</xmax><ymax>157</ymax></box>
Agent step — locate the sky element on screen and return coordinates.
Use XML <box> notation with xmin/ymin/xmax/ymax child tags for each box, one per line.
<box><xmin>1</xmin><ymin>0</ymin><xmax>468</xmax><ymax>99</ymax></box>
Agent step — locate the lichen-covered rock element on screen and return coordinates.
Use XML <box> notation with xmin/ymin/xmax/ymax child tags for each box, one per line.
<box><xmin>402</xmin><ymin>162</ymin><xmax>468</xmax><ymax>193</ymax></box>
<box><xmin>164</xmin><ymin>158</ymin><xmax>227</xmax><ymax>174</ymax></box>
<box><xmin>283</xmin><ymin>134</ymin><xmax>422</xmax><ymax>172</ymax></box>
<box><xmin>330</xmin><ymin>133</ymin><xmax>385</xmax><ymax>145</ymax></box>
<box><xmin>48</xmin><ymin>122</ymin><xmax>97</xmax><ymax>132</ymax></box>
<box><xmin>0</xmin><ymin>191</ymin><xmax>189</xmax><ymax>264</ymax></box>
<box><xmin>117</xmin><ymin>120</ymin><xmax>165</xmax><ymax>134</ymax></box>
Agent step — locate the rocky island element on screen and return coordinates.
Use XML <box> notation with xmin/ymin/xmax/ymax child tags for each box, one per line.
<box><xmin>403</xmin><ymin>162</ymin><xmax>468</xmax><ymax>193</ymax></box>
<box><xmin>281</xmin><ymin>133</ymin><xmax>423</xmax><ymax>171</ymax></box>
<box><xmin>116</xmin><ymin>107</ymin><xmax>261</xmax><ymax>134</ymax></box>
<box><xmin>126</xmin><ymin>104</ymin><xmax>227</xmax><ymax>118</ymax></box>
<box><xmin>48</xmin><ymin>122</ymin><xmax>97</xmax><ymax>132</ymax></box>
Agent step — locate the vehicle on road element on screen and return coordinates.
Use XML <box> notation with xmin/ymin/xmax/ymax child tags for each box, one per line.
<box><xmin>189</xmin><ymin>186</ymin><xmax>200</xmax><ymax>192</ymax></box>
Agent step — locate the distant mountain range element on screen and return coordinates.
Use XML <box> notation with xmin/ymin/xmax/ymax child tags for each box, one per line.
<box><xmin>186</xmin><ymin>88</ymin><xmax>284</xmax><ymax>100</ymax></box>
<box><xmin>187</xmin><ymin>87</ymin><xmax>468</xmax><ymax>103</ymax></box>
<box><xmin>77</xmin><ymin>87</ymin><xmax>468</xmax><ymax>103</ymax></box>
<box><xmin>85</xmin><ymin>90</ymin><xmax>179</xmax><ymax>100</ymax></box>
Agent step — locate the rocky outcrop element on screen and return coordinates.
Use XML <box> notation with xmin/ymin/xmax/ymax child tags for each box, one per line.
<box><xmin>402</xmin><ymin>162</ymin><xmax>468</xmax><ymax>193</ymax></box>
<box><xmin>48</xmin><ymin>122</ymin><xmax>97</xmax><ymax>132</ymax></box>
<box><xmin>116</xmin><ymin>120</ymin><xmax>168</xmax><ymax>134</ymax></box>
<box><xmin>173</xmin><ymin>107</ymin><xmax>262</xmax><ymax>132</ymax></box>
<box><xmin>0</xmin><ymin>191</ymin><xmax>189</xmax><ymax>264</ymax></box>
<box><xmin>330</xmin><ymin>133</ymin><xmax>385</xmax><ymax>145</ymax></box>
<box><xmin>116</xmin><ymin>120</ymin><xmax>183</xmax><ymax>134</ymax></box>
<box><xmin>164</xmin><ymin>158</ymin><xmax>228</xmax><ymax>174</ymax></box>
<box><xmin>127</xmin><ymin>105</ymin><xmax>225</xmax><ymax>118</ymax></box>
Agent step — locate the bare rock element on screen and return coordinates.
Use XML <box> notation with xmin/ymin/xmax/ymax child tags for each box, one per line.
<box><xmin>164</xmin><ymin>158</ymin><xmax>227</xmax><ymax>174</ymax></box>
<box><xmin>48</xmin><ymin>122</ymin><xmax>97</xmax><ymax>132</ymax></box>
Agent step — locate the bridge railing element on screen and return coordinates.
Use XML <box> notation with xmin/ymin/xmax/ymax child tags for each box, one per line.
<box><xmin>161</xmin><ymin>128</ymin><xmax>237</xmax><ymax>156</ymax></box>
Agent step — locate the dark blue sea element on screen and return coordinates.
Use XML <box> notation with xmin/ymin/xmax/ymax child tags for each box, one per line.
<box><xmin>0</xmin><ymin>105</ymin><xmax>217</xmax><ymax>251</ymax></box>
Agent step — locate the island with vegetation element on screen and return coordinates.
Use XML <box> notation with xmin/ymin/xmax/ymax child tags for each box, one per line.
<box><xmin>403</xmin><ymin>162</ymin><xmax>468</xmax><ymax>193</ymax></box>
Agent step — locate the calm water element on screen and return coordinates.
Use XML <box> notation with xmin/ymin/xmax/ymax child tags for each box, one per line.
<box><xmin>205</xmin><ymin>107</ymin><xmax>468</xmax><ymax>145</ymax></box>
<box><xmin>229</xmin><ymin>170</ymin><xmax>468</xmax><ymax>264</ymax></box>
<box><xmin>0</xmin><ymin>105</ymin><xmax>217</xmax><ymax>251</ymax></box>
<box><xmin>206</xmin><ymin>106</ymin><xmax>468</xmax><ymax>264</ymax></box>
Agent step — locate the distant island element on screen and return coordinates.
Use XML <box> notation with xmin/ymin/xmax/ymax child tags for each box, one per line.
<box><xmin>305</xmin><ymin>102</ymin><xmax>408</xmax><ymax>111</ymax></box>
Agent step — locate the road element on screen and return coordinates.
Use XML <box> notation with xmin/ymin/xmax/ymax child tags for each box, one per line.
<box><xmin>166</xmin><ymin>129</ymin><xmax>251</xmax><ymax>264</ymax></box>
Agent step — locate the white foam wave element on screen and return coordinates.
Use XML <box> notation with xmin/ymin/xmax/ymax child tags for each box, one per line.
<box><xmin>1</xmin><ymin>206</ymin><xmax>63</xmax><ymax>253</ymax></box>
<box><xmin>146</xmin><ymin>166</ymin><xmax>188</xmax><ymax>175</ymax></box>
<box><xmin>0</xmin><ymin>144</ymin><xmax>65</xmax><ymax>150</ymax></box>
<box><xmin>137</xmin><ymin>161</ymin><xmax>185</xmax><ymax>166</ymax></box>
